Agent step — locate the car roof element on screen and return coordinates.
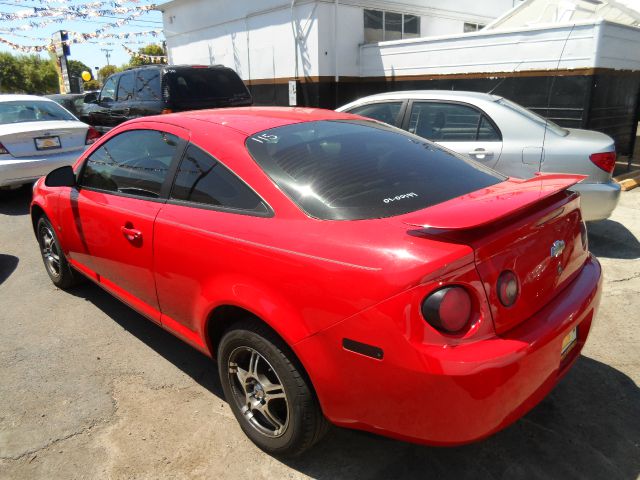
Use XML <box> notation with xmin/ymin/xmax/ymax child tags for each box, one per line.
<box><xmin>0</xmin><ymin>94</ymin><xmax>57</xmax><ymax>103</ymax></box>
<box><xmin>134</xmin><ymin>107</ymin><xmax>360</xmax><ymax>136</ymax></box>
<box><xmin>343</xmin><ymin>90</ymin><xmax>503</xmax><ymax>104</ymax></box>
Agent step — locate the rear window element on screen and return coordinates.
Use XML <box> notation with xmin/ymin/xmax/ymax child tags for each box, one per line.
<box><xmin>246</xmin><ymin>120</ymin><xmax>505</xmax><ymax>220</ymax></box>
<box><xmin>0</xmin><ymin>100</ymin><xmax>76</xmax><ymax>124</ymax></box>
<box><xmin>165</xmin><ymin>68</ymin><xmax>250</xmax><ymax>104</ymax></box>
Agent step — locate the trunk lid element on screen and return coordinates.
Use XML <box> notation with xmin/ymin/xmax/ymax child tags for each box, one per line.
<box><xmin>0</xmin><ymin>120</ymin><xmax>87</xmax><ymax>158</ymax></box>
<box><xmin>402</xmin><ymin>174</ymin><xmax>589</xmax><ymax>334</ymax></box>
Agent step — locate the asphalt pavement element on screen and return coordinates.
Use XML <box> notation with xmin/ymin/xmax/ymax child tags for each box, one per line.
<box><xmin>0</xmin><ymin>187</ymin><xmax>638</xmax><ymax>480</ymax></box>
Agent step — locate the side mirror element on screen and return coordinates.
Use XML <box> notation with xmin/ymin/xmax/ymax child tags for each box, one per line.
<box><xmin>84</xmin><ymin>92</ymin><xmax>98</xmax><ymax>104</ymax></box>
<box><xmin>45</xmin><ymin>165</ymin><xmax>76</xmax><ymax>187</ymax></box>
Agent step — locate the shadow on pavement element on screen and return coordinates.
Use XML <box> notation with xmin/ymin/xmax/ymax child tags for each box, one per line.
<box><xmin>0</xmin><ymin>185</ymin><xmax>32</xmax><ymax>216</ymax></box>
<box><xmin>67</xmin><ymin>281</ymin><xmax>639</xmax><ymax>480</ymax></box>
<box><xmin>588</xmin><ymin>219</ymin><xmax>640</xmax><ymax>260</ymax></box>
<box><xmin>0</xmin><ymin>254</ymin><xmax>19</xmax><ymax>285</ymax></box>
<box><xmin>67</xmin><ymin>281</ymin><xmax>224</xmax><ymax>400</ymax></box>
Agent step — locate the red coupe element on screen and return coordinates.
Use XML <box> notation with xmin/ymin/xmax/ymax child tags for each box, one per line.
<box><xmin>31</xmin><ymin>107</ymin><xmax>602</xmax><ymax>456</ymax></box>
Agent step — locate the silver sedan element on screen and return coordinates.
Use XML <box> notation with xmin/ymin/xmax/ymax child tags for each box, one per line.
<box><xmin>337</xmin><ymin>91</ymin><xmax>620</xmax><ymax>221</ymax></box>
<box><xmin>0</xmin><ymin>95</ymin><xmax>99</xmax><ymax>189</ymax></box>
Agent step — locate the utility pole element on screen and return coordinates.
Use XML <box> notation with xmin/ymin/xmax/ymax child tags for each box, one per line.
<box><xmin>101</xmin><ymin>48</ymin><xmax>113</xmax><ymax>66</ymax></box>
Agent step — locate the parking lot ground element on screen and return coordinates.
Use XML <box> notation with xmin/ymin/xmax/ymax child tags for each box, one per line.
<box><xmin>0</xmin><ymin>188</ymin><xmax>638</xmax><ymax>480</ymax></box>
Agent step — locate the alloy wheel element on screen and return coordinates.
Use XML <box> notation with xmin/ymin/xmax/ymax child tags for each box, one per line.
<box><xmin>227</xmin><ymin>346</ymin><xmax>289</xmax><ymax>438</ymax></box>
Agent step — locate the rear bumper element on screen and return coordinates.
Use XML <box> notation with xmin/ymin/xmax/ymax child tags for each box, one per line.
<box><xmin>0</xmin><ymin>149</ymin><xmax>85</xmax><ymax>187</ymax></box>
<box><xmin>295</xmin><ymin>255</ymin><xmax>602</xmax><ymax>445</ymax></box>
<box><xmin>571</xmin><ymin>181</ymin><xmax>621</xmax><ymax>221</ymax></box>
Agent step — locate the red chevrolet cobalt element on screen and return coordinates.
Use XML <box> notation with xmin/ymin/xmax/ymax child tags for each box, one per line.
<box><xmin>31</xmin><ymin>108</ymin><xmax>602</xmax><ymax>456</ymax></box>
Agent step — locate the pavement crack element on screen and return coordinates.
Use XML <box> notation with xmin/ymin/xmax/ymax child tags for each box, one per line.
<box><xmin>610</xmin><ymin>272</ymin><xmax>640</xmax><ymax>283</ymax></box>
<box><xmin>1</xmin><ymin>425</ymin><xmax>94</xmax><ymax>462</ymax></box>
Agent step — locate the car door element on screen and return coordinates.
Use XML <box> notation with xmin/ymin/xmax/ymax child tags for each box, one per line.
<box><xmin>110</xmin><ymin>71</ymin><xmax>135</xmax><ymax>125</ymax></box>
<box><xmin>403</xmin><ymin>101</ymin><xmax>503</xmax><ymax>169</ymax></box>
<box><xmin>56</xmin><ymin>124</ymin><xmax>188</xmax><ymax>322</ymax></box>
<box><xmin>132</xmin><ymin>67</ymin><xmax>164</xmax><ymax>118</ymax></box>
<box><xmin>343</xmin><ymin>101</ymin><xmax>407</xmax><ymax>128</ymax></box>
<box><xmin>90</xmin><ymin>75</ymin><xmax>118</xmax><ymax>132</ymax></box>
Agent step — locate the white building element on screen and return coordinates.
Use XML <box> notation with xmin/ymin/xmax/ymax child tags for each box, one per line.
<box><xmin>159</xmin><ymin>0</ymin><xmax>520</xmax><ymax>106</ymax></box>
<box><xmin>159</xmin><ymin>0</ymin><xmax>640</xmax><ymax>155</ymax></box>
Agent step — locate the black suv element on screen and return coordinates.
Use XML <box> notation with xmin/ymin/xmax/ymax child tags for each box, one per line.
<box><xmin>85</xmin><ymin>64</ymin><xmax>252</xmax><ymax>132</ymax></box>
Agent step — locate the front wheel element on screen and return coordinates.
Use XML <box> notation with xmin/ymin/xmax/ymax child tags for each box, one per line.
<box><xmin>218</xmin><ymin>320</ymin><xmax>328</xmax><ymax>456</ymax></box>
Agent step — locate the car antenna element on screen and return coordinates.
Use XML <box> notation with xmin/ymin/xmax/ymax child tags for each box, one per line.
<box><xmin>541</xmin><ymin>23</ymin><xmax>576</xmax><ymax>158</ymax></box>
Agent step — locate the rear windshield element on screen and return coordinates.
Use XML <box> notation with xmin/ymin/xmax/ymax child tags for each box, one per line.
<box><xmin>246</xmin><ymin>120</ymin><xmax>505</xmax><ymax>220</ymax></box>
<box><xmin>497</xmin><ymin>98</ymin><xmax>569</xmax><ymax>137</ymax></box>
<box><xmin>0</xmin><ymin>100</ymin><xmax>76</xmax><ymax>124</ymax></box>
<box><xmin>165</xmin><ymin>68</ymin><xmax>250</xmax><ymax>104</ymax></box>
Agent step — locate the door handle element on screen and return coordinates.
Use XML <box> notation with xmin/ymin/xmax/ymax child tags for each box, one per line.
<box><xmin>468</xmin><ymin>148</ymin><xmax>493</xmax><ymax>159</ymax></box>
<box><xmin>121</xmin><ymin>226</ymin><xmax>142</xmax><ymax>242</ymax></box>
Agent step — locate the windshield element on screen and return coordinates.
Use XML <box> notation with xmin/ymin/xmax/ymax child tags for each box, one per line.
<box><xmin>246</xmin><ymin>120</ymin><xmax>505</xmax><ymax>221</ymax></box>
<box><xmin>165</xmin><ymin>68</ymin><xmax>251</xmax><ymax>104</ymax></box>
<box><xmin>0</xmin><ymin>100</ymin><xmax>77</xmax><ymax>125</ymax></box>
<box><xmin>497</xmin><ymin>98</ymin><xmax>569</xmax><ymax>136</ymax></box>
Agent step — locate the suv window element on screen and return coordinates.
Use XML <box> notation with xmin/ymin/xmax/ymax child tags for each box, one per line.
<box><xmin>408</xmin><ymin>102</ymin><xmax>501</xmax><ymax>142</ymax></box>
<box><xmin>347</xmin><ymin>102</ymin><xmax>403</xmax><ymax>126</ymax></box>
<box><xmin>165</xmin><ymin>68</ymin><xmax>250</xmax><ymax>105</ymax></box>
<box><xmin>246</xmin><ymin>120</ymin><xmax>504</xmax><ymax>220</ymax></box>
<box><xmin>134</xmin><ymin>68</ymin><xmax>162</xmax><ymax>101</ymax></box>
<box><xmin>116</xmin><ymin>72</ymin><xmax>135</xmax><ymax>102</ymax></box>
<box><xmin>171</xmin><ymin>144</ymin><xmax>267</xmax><ymax>213</ymax></box>
<box><xmin>100</xmin><ymin>76</ymin><xmax>117</xmax><ymax>103</ymax></box>
<box><xmin>80</xmin><ymin>130</ymin><xmax>179</xmax><ymax>198</ymax></box>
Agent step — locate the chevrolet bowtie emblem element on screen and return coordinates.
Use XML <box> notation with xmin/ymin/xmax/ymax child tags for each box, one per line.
<box><xmin>551</xmin><ymin>240</ymin><xmax>566</xmax><ymax>258</ymax></box>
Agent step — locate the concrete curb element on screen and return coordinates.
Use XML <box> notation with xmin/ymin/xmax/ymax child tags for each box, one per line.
<box><xmin>614</xmin><ymin>169</ymin><xmax>640</xmax><ymax>191</ymax></box>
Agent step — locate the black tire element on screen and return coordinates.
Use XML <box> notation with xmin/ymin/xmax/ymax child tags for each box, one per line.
<box><xmin>36</xmin><ymin>216</ymin><xmax>82</xmax><ymax>289</ymax></box>
<box><xmin>218</xmin><ymin>319</ymin><xmax>329</xmax><ymax>456</ymax></box>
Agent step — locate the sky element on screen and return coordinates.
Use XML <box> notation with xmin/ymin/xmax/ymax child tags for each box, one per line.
<box><xmin>0</xmin><ymin>0</ymin><xmax>165</xmax><ymax>71</ymax></box>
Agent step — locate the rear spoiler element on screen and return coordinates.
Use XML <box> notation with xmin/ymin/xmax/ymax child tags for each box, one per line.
<box><xmin>403</xmin><ymin>173</ymin><xmax>586</xmax><ymax>230</ymax></box>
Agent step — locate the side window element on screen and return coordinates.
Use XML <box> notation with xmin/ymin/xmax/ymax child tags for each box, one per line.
<box><xmin>80</xmin><ymin>130</ymin><xmax>179</xmax><ymax>198</ymax></box>
<box><xmin>116</xmin><ymin>72</ymin><xmax>135</xmax><ymax>102</ymax></box>
<box><xmin>100</xmin><ymin>76</ymin><xmax>117</xmax><ymax>103</ymax></box>
<box><xmin>171</xmin><ymin>144</ymin><xmax>267</xmax><ymax>213</ymax></box>
<box><xmin>134</xmin><ymin>69</ymin><xmax>162</xmax><ymax>101</ymax></box>
<box><xmin>347</xmin><ymin>102</ymin><xmax>403</xmax><ymax>126</ymax></box>
<box><xmin>477</xmin><ymin>115</ymin><xmax>500</xmax><ymax>140</ymax></box>
<box><xmin>408</xmin><ymin>102</ymin><xmax>483</xmax><ymax>141</ymax></box>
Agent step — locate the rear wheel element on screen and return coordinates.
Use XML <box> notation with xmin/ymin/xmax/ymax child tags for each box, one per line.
<box><xmin>218</xmin><ymin>320</ymin><xmax>328</xmax><ymax>456</ymax></box>
<box><xmin>36</xmin><ymin>216</ymin><xmax>81</xmax><ymax>289</ymax></box>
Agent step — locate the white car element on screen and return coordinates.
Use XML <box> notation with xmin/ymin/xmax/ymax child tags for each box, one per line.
<box><xmin>0</xmin><ymin>95</ymin><xmax>100</xmax><ymax>189</ymax></box>
<box><xmin>338</xmin><ymin>91</ymin><xmax>621</xmax><ymax>221</ymax></box>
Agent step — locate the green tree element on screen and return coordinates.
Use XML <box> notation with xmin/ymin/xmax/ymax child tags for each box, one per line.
<box><xmin>128</xmin><ymin>44</ymin><xmax>166</xmax><ymax>67</ymax></box>
<box><xmin>83</xmin><ymin>79</ymin><xmax>101</xmax><ymax>91</ymax></box>
<box><xmin>0</xmin><ymin>52</ymin><xmax>58</xmax><ymax>94</ymax></box>
<box><xmin>67</xmin><ymin>59</ymin><xmax>92</xmax><ymax>80</ymax></box>
<box><xmin>97</xmin><ymin>64</ymin><xmax>121</xmax><ymax>82</ymax></box>
<box><xmin>0</xmin><ymin>52</ymin><xmax>22</xmax><ymax>93</ymax></box>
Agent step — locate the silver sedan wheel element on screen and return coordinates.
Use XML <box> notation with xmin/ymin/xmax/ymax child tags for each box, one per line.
<box><xmin>39</xmin><ymin>225</ymin><xmax>61</xmax><ymax>278</ymax></box>
<box><xmin>227</xmin><ymin>346</ymin><xmax>289</xmax><ymax>438</ymax></box>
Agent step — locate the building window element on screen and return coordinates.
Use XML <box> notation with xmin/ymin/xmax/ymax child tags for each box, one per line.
<box><xmin>464</xmin><ymin>22</ymin><xmax>486</xmax><ymax>33</ymax></box>
<box><xmin>364</xmin><ymin>9</ymin><xmax>421</xmax><ymax>43</ymax></box>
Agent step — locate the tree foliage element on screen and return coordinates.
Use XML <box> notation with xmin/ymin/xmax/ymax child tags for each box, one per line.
<box><xmin>128</xmin><ymin>44</ymin><xmax>167</xmax><ymax>67</ymax></box>
<box><xmin>67</xmin><ymin>59</ymin><xmax>92</xmax><ymax>80</ymax></box>
<box><xmin>97</xmin><ymin>64</ymin><xmax>122</xmax><ymax>82</ymax></box>
<box><xmin>83</xmin><ymin>79</ymin><xmax>101</xmax><ymax>91</ymax></box>
<box><xmin>0</xmin><ymin>52</ymin><xmax>58</xmax><ymax>94</ymax></box>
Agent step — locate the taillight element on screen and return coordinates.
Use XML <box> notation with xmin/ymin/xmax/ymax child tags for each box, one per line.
<box><xmin>589</xmin><ymin>151</ymin><xmax>616</xmax><ymax>173</ymax></box>
<box><xmin>580</xmin><ymin>221</ymin><xmax>588</xmax><ymax>251</ymax></box>
<box><xmin>421</xmin><ymin>286</ymin><xmax>472</xmax><ymax>334</ymax></box>
<box><xmin>161</xmin><ymin>108</ymin><xmax>173</xmax><ymax>114</ymax></box>
<box><xmin>497</xmin><ymin>270</ymin><xmax>519</xmax><ymax>307</ymax></box>
<box><xmin>0</xmin><ymin>142</ymin><xmax>8</xmax><ymax>155</ymax></box>
<box><xmin>85</xmin><ymin>127</ymin><xmax>101</xmax><ymax>145</ymax></box>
